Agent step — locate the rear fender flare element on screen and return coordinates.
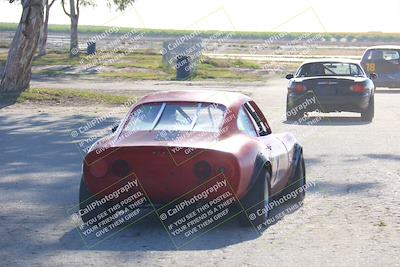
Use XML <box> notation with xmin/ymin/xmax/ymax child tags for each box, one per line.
<box><xmin>290</xmin><ymin>144</ymin><xmax>304</xmax><ymax>182</ymax></box>
<box><xmin>247</xmin><ymin>152</ymin><xmax>272</xmax><ymax>192</ymax></box>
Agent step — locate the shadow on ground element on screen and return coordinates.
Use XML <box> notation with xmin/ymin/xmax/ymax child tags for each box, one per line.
<box><xmin>1</xmin><ymin>110</ymin><xmax>379</xmax><ymax>258</ymax></box>
<box><xmin>284</xmin><ymin>115</ymin><xmax>371</xmax><ymax>126</ymax></box>
<box><xmin>0</xmin><ymin>111</ymin><xmax>306</xmax><ymax>257</ymax></box>
<box><xmin>0</xmin><ymin>93</ymin><xmax>20</xmax><ymax>109</ymax></box>
<box><xmin>59</xmin><ymin>196</ymin><xmax>307</xmax><ymax>252</ymax></box>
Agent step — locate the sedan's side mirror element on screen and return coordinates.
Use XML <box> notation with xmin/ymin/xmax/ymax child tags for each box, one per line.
<box><xmin>369</xmin><ymin>73</ymin><xmax>377</xmax><ymax>80</ymax></box>
<box><xmin>286</xmin><ymin>74</ymin><xmax>294</xmax><ymax>80</ymax></box>
<box><xmin>111</xmin><ymin>125</ymin><xmax>118</xmax><ymax>133</ymax></box>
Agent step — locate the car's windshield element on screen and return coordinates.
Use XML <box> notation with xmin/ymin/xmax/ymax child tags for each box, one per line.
<box><xmin>297</xmin><ymin>62</ymin><xmax>364</xmax><ymax>77</ymax></box>
<box><xmin>121</xmin><ymin>102</ymin><xmax>227</xmax><ymax>133</ymax></box>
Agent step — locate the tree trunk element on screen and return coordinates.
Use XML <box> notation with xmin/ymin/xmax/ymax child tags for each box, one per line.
<box><xmin>69</xmin><ymin>14</ymin><xmax>79</xmax><ymax>58</ymax></box>
<box><xmin>0</xmin><ymin>0</ymin><xmax>44</xmax><ymax>93</ymax></box>
<box><xmin>38</xmin><ymin>1</ymin><xmax>50</xmax><ymax>56</ymax></box>
<box><xmin>68</xmin><ymin>0</ymin><xmax>79</xmax><ymax>58</ymax></box>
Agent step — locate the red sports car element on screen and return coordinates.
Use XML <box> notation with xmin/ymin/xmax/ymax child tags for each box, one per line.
<box><xmin>79</xmin><ymin>90</ymin><xmax>306</xmax><ymax>229</ymax></box>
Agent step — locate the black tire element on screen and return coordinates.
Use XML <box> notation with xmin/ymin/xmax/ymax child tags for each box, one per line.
<box><xmin>286</xmin><ymin>96</ymin><xmax>304</xmax><ymax>121</ymax></box>
<box><xmin>282</xmin><ymin>154</ymin><xmax>306</xmax><ymax>202</ymax></box>
<box><xmin>361</xmin><ymin>96</ymin><xmax>374</xmax><ymax>122</ymax></box>
<box><xmin>238</xmin><ymin>171</ymin><xmax>271</xmax><ymax>227</ymax></box>
<box><xmin>79</xmin><ymin>176</ymin><xmax>107</xmax><ymax>224</ymax></box>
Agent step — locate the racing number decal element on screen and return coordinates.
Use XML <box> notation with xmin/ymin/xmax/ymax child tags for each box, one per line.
<box><xmin>365</xmin><ymin>63</ymin><xmax>376</xmax><ymax>72</ymax></box>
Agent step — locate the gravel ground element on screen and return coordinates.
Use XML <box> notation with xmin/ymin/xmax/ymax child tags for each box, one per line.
<box><xmin>0</xmin><ymin>78</ymin><xmax>399</xmax><ymax>266</ymax></box>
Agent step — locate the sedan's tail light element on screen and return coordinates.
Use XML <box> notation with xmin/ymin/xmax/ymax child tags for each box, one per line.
<box><xmin>294</xmin><ymin>84</ymin><xmax>306</xmax><ymax>93</ymax></box>
<box><xmin>352</xmin><ymin>83</ymin><xmax>365</xmax><ymax>93</ymax></box>
<box><xmin>289</xmin><ymin>82</ymin><xmax>306</xmax><ymax>93</ymax></box>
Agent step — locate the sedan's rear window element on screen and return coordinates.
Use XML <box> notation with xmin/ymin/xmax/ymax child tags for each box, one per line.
<box><xmin>297</xmin><ymin>62</ymin><xmax>364</xmax><ymax>77</ymax></box>
<box><xmin>122</xmin><ymin>102</ymin><xmax>226</xmax><ymax>132</ymax></box>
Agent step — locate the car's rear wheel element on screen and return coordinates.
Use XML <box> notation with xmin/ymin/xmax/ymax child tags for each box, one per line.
<box><xmin>238</xmin><ymin>171</ymin><xmax>271</xmax><ymax>228</ymax></box>
<box><xmin>79</xmin><ymin>176</ymin><xmax>107</xmax><ymax>224</ymax></box>
<box><xmin>286</xmin><ymin>96</ymin><xmax>304</xmax><ymax>121</ymax></box>
<box><xmin>361</xmin><ymin>96</ymin><xmax>374</xmax><ymax>122</ymax></box>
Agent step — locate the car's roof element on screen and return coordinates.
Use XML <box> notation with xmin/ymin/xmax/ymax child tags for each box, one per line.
<box><xmin>301</xmin><ymin>58</ymin><xmax>361</xmax><ymax>65</ymax></box>
<box><xmin>365</xmin><ymin>45</ymin><xmax>400</xmax><ymax>50</ymax></box>
<box><xmin>135</xmin><ymin>90</ymin><xmax>251</xmax><ymax>108</ymax></box>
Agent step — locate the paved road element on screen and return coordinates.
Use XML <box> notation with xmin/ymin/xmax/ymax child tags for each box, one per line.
<box><xmin>0</xmin><ymin>78</ymin><xmax>399</xmax><ymax>266</ymax></box>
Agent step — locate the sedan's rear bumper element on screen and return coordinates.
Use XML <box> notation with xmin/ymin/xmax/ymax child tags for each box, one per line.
<box><xmin>288</xmin><ymin>92</ymin><xmax>371</xmax><ymax>113</ymax></box>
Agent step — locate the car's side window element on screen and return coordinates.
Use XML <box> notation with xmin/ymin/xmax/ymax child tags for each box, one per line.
<box><xmin>350</xmin><ymin>64</ymin><xmax>362</xmax><ymax>76</ymax></box>
<box><xmin>383</xmin><ymin>50</ymin><xmax>399</xmax><ymax>61</ymax></box>
<box><xmin>362</xmin><ymin>50</ymin><xmax>372</xmax><ymax>61</ymax></box>
<box><xmin>237</xmin><ymin>107</ymin><xmax>258</xmax><ymax>137</ymax></box>
<box><xmin>246</xmin><ymin>101</ymin><xmax>272</xmax><ymax>135</ymax></box>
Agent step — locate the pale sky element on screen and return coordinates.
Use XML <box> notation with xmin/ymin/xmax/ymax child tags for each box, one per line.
<box><xmin>0</xmin><ymin>0</ymin><xmax>399</xmax><ymax>32</ymax></box>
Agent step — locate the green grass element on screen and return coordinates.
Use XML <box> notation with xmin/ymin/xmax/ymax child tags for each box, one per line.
<box><xmin>23</xmin><ymin>51</ymin><xmax>263</xmax><ymax>81</ymax></box>
<box><xmin>0</xmin><ymin>52</ymin><xmax>7</xmax><ymax>67</ymax></box>
<box><xmin>201</xmin><ymin>58</ymin><xmax>261</xmax><ymax>69</ymax></box>
<box><xmin>194</xmin><ymin>63</ymin><xmax>260</xmax><ymax>81</ymax></box>
<box><xmin>32</xmin><ymin>51</ymin><xmax>82</xmax><ymax>66</ymax></box>
<box><xmin>32</xmin><ymin>69</ymin><xmax>75</xmax><ymax>76</ymax></box>
<box><xmin>231</xmin><ymin>59</ymin><xmax>261</xmax><ymax>69</ymax></box>
<box><xmin>106</xmin><ymin>53</ymin><xmax>164</xmax><ymax>69</ymax></box>
<box><xmin>6</xmin><ymin>88</ymin><xmax>132</xmax><ymax>105</ymax></box>
<box><xmin>2</xmin><ymin>47</ymin><xmax>265</xmax><ymax>81</ymax></box>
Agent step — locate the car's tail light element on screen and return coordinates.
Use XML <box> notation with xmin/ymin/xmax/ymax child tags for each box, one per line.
<box><xmin>289</xmin><ymin>83</ymin><xmax>306</xmax><ymax>93</ymax></box>
<box><xmin>89</xmin><ymin>159</ymin><xmax>109</xmax><ymax>178</ymax></box>
<box><xmin>112</xmin><ymin>160</ymin><xmax>130</xmax><ymax>178</ymax></box>
<box><xmin>352</xmin><ymin>83</ymin><xmax>365</xmax><ymax>93</ymax></box>
<box><xmin>193</xmin><ymin>161</ymin><xmax>212</xmax><ymax>180</ymax></box>
<box><xmin>294</xmin><ymin>84</ymin><xmax>306</xmax><ymax>93</ymax></box>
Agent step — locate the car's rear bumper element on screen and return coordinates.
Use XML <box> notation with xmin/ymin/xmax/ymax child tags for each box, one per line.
<box><xmin>374</xmin><ymin>80</ymin><xmax>400</xmax><ymax>88</ymax></box>
<box><xmin>374</xmin><ymin>74</ymin><xmax>400</xmax><ymax>88</ymax></box>
<box><xmin>288</xmin><ymin>92</ymin><xmax>371</xmax><ymax>113</ymax></box>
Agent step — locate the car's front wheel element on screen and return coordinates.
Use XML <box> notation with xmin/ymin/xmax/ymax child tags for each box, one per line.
<box><xmin>361</xmin><ymin>96</ymin><xmax>374</xmax><ymax>122</ymax></box>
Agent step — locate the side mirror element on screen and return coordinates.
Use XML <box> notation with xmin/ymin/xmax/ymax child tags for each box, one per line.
<box><xmin>111</xmin><ymin>125</ymin><xmax>118</xmax><ymax>133</ymax></box>
<box><xmin>369</xmin><ymin>73</ymin><xmax>377</xmax><ymax>80</ymax></box>
<box><xmin>286</xmin><ymin>74</ymin><xmax>294</xmax><ymax>80</ymax></box>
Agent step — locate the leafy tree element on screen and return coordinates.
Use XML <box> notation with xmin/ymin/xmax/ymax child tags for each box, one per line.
<box><xmin>0</xmin><ymin>0</ymin><xmax>135</xmax><ymax>93</ymax></box>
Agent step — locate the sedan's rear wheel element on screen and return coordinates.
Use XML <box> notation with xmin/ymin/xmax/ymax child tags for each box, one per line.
<box><xmin>286</xmin><ymin>97</ymin><xmax>304</xmax><ymax>121</ymax></box>
<box><xmin>361</xmin><ymin>96</ymin><xmax>374</xmax><ymax>122</ymax></box>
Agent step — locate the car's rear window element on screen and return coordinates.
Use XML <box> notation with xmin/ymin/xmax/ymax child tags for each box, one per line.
<box><xmin>121</xmin><ymin>102</ymin><xmax>226</xmax><ymax>133</ymax></box>
<box><xmin>297</xmin><ymin>62</ymin><xmax>364</xmax><ymax>77</ymax></box>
